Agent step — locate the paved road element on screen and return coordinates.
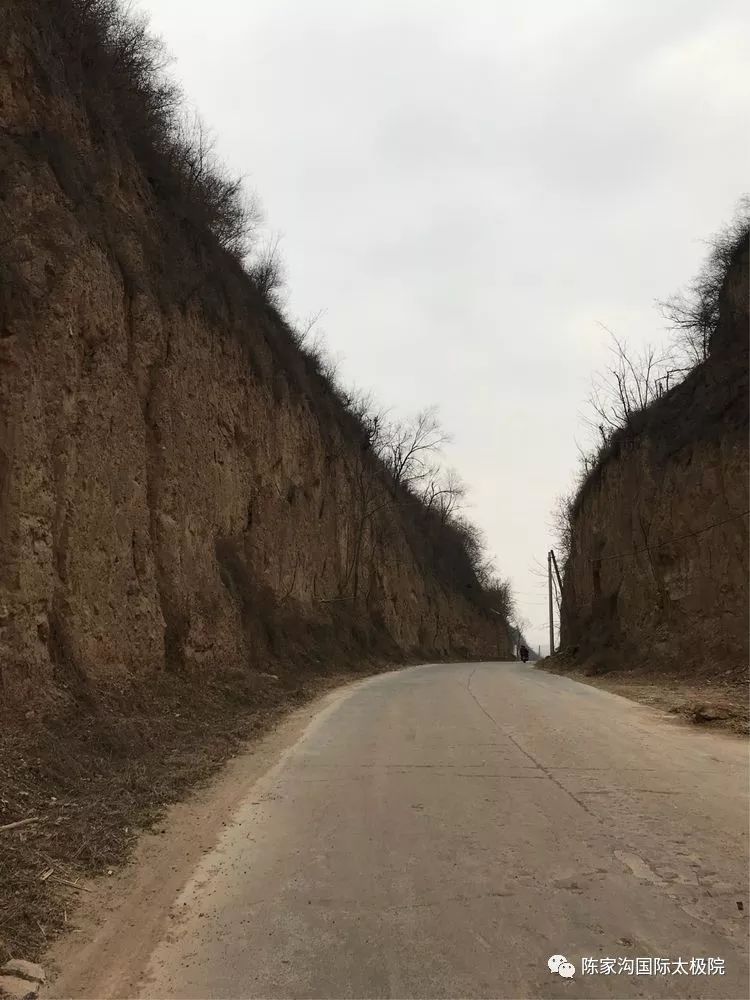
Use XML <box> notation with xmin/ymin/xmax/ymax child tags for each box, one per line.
<box><xmin>136</xmin><ymin>662</ymin><xmax>748</xmax><ymax>999</ymax></box>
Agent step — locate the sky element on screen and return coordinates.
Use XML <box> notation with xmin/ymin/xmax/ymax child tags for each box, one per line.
<box><xmin>138</xmin><ymin>0</ymin><xmax>749</xmax><ymax>653</ymax></box>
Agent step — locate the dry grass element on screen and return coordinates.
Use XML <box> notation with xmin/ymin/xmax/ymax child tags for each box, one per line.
<box><xmin>0</xmin><ymin>664</ymin><xmax>394</xmax><ymax>964</ymax></box>
<box><xmin>537</xmin><ymin>655</ymin><xmax>749</xmax><ymax>735</ymax></box>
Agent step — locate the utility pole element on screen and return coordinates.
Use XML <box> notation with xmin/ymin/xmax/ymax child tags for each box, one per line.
<box><xmin>550</xmin><ymin>549</ymin><xmax>563</xmax><ymax>601</ymax></box>
<box><xmin>549</xmin><ymin>548</ymin><xmax>564</xmax><ymax>655</ymax></box>
<box><xmin>548</xmin><ymin>550</ymin><xmax>554</xmax><ymax>656</ymax></box>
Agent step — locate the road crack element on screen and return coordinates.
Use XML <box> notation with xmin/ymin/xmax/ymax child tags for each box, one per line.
<box><xmin>464</xmin><ymin>670</ymin><xmax>601</xmax><ymax>821</ymax></box>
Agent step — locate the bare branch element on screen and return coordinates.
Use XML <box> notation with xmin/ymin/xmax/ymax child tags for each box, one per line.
<box><xmin>376</xmin><ymin>406</ymin><xmax>451</xmax><ymax>491</ymax></box>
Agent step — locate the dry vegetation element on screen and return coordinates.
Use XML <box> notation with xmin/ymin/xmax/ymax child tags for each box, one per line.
<box><xmin>541</xmin><ymin>208</ymin><xmax>749</xmax><ymax>704</ymax></box>
<box><xmin>0</xmin><ymin>664</ymin><xmax>399</xmax><ymax>964</ymax></box>
<box><xmin>36</xmin><ymin>0</ymin><xmax>513</xmax><ymax>618</ymax></box>
<box><xmin>552</xmin><ymin>205</ymin><xmax>750</xmax><ymax>570</ymax></box>
<box><xmin>540</xmin><ymin>652</ymin><xmax>749</xmax><ymax>736</ymax></box>
<box><xmin>1</xmin><ymin>0</ymin><xmax>520</xmax><ymax>962</ymax></box>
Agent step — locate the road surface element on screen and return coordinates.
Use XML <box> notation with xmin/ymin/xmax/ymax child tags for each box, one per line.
<box><xmin>55</xmin><ymin>663</ymin><xmax>749</xmax><ymax>999</ymax></box>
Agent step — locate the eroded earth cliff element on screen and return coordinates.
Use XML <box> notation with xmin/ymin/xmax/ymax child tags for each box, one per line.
<box><xmin>559</xmin><ymin>238</ymin><xmax>749</xmax><ymax>684</ymax></box>
<box><xmin>0</xmin><ymin>2</ymin><xmax>509</xmax><ymax>724</ymax></box>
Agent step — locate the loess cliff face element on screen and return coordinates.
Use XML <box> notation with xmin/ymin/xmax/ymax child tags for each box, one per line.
<box><xmin>560</xmin><ymin>241</ymin><xmax>749</xmax><ymax>679</ymax></box>
<box><xmin>0</xmin><ymin>3</ymin><xmax>508</xmax><ymax>716</ymax></box>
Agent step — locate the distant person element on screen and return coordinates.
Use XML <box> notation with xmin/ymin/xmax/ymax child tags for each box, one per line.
<box><xmin>519</xmin><ymin>644</ymin><xmax>529</xmax><ymax>663</ymax></box>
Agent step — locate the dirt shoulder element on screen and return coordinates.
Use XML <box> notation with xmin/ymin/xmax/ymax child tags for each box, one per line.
<box><xmin>45</xmin><ymin>672</ymin><xmax>388</xmax><ymax>1000</ymax></box>
<box><xmin>536</xmin><ymin>655</ymin><xmax>749</xmax><ymax>735</ymax></box>
<box><xmin>0</xmin><ymin>662</ymin><xmax>396</xmax><ymax>972</ymax></box>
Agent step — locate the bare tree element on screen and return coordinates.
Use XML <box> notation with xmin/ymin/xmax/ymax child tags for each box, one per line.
<box><xmin>64</xmin><ymin>1</ymin><xmax>259</xmax><ymax>262</ymax></box>
<box><xmin>168</xmin><ymin>112</ymin><xmax>260</xmax><ymax>258</ymax></box>
<box><xmin>587</xmin><ymin>327</ymin><xmax>669</xmax><ymax>439</ymax></box>
<box><xmin>341</xmin><ymin>455</ymin><xmax>378</xmax><ymax>600</ymax></box>
<box><xmin>550</xmin><ymin>491</ymin><xmax>576</xmax><ymax>568</ymax></box>
<box><xmin>292</xmin><ymin>308</ymin><xmax>325</xmax><ymax>347</ymax></box>
<box><xmin>376</xmin><ymin>406</ymin><xmax>450</xmax><ymax>491</ymax></box>
<box><xmin>358</xmin><ymin>402</ymin><xmax>389</xmax><ymax>452</ymax></box>
<box><xmin>482</xmin><ymin>576</ymin><xmax>516</xmax><ymax>623</ymax></box>
<box><xmin>248</xmin><ymin>234</ymin><xmax>285</xmax><ymax>303</ymax></box>
<box><xmin>421</xmin><ymin>468</ymin><xmax>467</xmax><ymax>524</ymax></box>
<box><xmin>659</xmin><ymin>197</ymin><xmax>750</xmax><ymax>370</ymax></box>
<box><xmin>340</xmin><ymin>449</ymin><xmax>396</xmax><ymax>600</ymax></box>
<box><xmin>437</xmin><ymin>509</ymin><xmax>488</xmax><ymax>586</ymax></box>
<box><xmin>55</xmin><ymin>0</ymin><xmax>518</xmax><ymax>628</ymax></box>
<box><xmin>660</xmin><ymin>292</ymin><xmax>714</xmax><ymax>368</ymax></box>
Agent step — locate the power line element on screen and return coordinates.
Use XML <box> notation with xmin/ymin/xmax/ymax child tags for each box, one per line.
<box><xmin>589</xmin><ymin>508</ymin><xmax>749</xmax><ymax>564</ymax></box>
<box><xmin>556</xmin><ymin>508</ymin><xmax>750</xmax><ymax>614</ymax></box>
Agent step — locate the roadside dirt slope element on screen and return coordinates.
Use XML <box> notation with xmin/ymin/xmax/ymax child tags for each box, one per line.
<box><xmin>0</xmin><ymin>0</ymin><xmax>510</xmax><ymax>962</ymax></box>
<box><xmin>558</xmin><ymin>239</ymin><xmax>749</xmax><ymax>687</ymax></box>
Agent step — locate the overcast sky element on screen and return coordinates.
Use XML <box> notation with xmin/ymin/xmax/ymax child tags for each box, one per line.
<box><xmin>138</xmin><ymin>0</ymin><xmax>749</xmax><ymax>653</ymax></box>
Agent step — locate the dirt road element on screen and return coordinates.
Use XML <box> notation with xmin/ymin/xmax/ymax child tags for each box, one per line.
<box><xmin>51</xmin><ymin>662</ymin><xmax>749</xmax><ymax>999</ymax></box>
